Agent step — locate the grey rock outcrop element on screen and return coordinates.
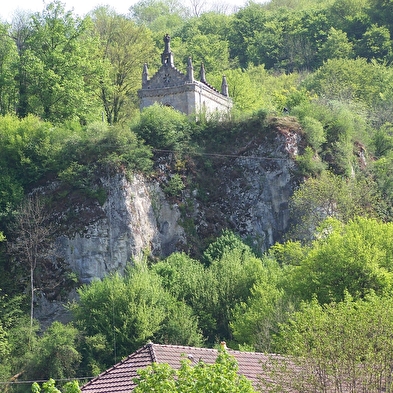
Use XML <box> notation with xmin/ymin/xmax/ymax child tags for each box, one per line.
<box><xmin>35</xmin><ymin>119</ymin><xmax>302</xmax><ymax>325</ymax></box>
<box><xmin>55</xmin><ymin>174</ymin><xmax>185</xmax><ymax>284</ymax></box>
<box><xmin>183</xmin><ymin>123</ymin><xmax>301</xmax><ymax>253</ymax></box>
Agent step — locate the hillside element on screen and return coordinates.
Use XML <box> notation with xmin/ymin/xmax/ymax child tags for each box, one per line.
<box><xmin>1</xmin><ymin>0</ymin><xmax>393</xmax><ymax>391</ymax></box>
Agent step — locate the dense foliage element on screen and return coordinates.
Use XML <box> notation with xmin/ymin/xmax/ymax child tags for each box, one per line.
<box><xmin>1</xmin><ymin>0</ymin><xmax>393</xmax><ymax>391</ymax></box>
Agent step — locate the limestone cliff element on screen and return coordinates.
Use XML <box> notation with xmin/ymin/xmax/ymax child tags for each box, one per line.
<box><xmin>35</xmin><ymin>117</ymin><xmax>302</xmax><ymax>325</ymax></box>
<box><xmin>51</xmin><ymin>117</ymin><xmax>302</xmax><ymax>282</ymax></box>
<box><xmin>55</xmin><ymin>174</ymin><xmax>186</xmax><ymax>284</ymax></box>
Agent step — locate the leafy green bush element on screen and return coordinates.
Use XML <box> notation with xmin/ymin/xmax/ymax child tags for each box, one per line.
<box><xmin>163</xmin><ymin>174</ymin><xmax>185</xmax><ymax>197</ymax></box>
<box><xmin>132</xmin><ymin>104</ymin><xmax>192</xmax><ymax>150</ymax></box>
<box><xmin>283</xmin><ymin>217</ymin><xmax>393</xmax><ymax>304</ymax></box>
<box><xmin>301</xmin><ymin>116</ymin><xmax>326</xmax><ymax>152</ymax></box>
<box><xmin>71</xmin><ymin>263</ymin><xmax>202</xmax><ymax>372</ymax></box>
<box><xmin>295</xmin><ymin>147</ymin><xmax>326</xmax><ymax>176</ymax></box>
<box><xmin>202</xmin><ymin>229</ymin><xmax>252</xmax><ymax>266</ymax></box>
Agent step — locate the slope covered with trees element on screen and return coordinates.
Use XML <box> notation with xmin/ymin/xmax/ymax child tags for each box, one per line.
<box><xmin>1</xmin><ymin>0</ymin><xmax>393</xmax><ymax>391</ymax></box>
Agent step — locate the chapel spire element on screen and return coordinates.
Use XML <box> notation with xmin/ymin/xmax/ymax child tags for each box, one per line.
<box><xmin>221</xmin><ymin>75</ymin><xmax>229</xmax><ymax>96</ymax></box>
<box><xmin>186</xmin><ymin>57</ymin><xmax>194</xmax><ymax>82</ymax></box>
<box><xmin>161</xmin><ymin>33</ymin><xmax>174</xmax><ymax>67</ymax></box>
<box><xmin>199</xmin><ymin>62</ymin><xmax>206</xmax><ymax>83</ymax></box>
<box><xmin>142</xmin><ymin>63</ymin><xmax>149</xmax><ymax>86</ymax></box>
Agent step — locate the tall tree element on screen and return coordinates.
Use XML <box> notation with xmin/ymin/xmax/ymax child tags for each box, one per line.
<box><xmin>229</xmin><ymin>2</ymin><xmax>268</xmax><ymax>68</ymax></box>
<box><xmin>21</xmin><ymin>1</ymin><xmax>101</xmax><ymax>123</ymax></box>
<box><xmin>27</xmin><ymin>322</ymin><xmax>81</xmax><ymax>381</ymax></box>
<box><xmin>9</xmin><ymin>11</ymin><xmax>33</xmax><ymax>118</ymax></box>
<box><xmin>8</xmin><ymin>195</ymin><xmax>53</xmax><ymax>338</ymax></box>
<box><xmin>0</xmin><ymin>22</ymin><xmax>18</xmax><ymax>116</ymax></box>
<box><xmin>92</xmin><ymin>7</ymin><xmax>157</xmax><ymax>124</ymax></box>
<box><xmin>130</xmin><ymin>0</ymin><xmax>189</xmax><ymax>32</ymax></box>
<box><xmin>273</xmin><ymin>295</ymin><xmax>393</xmax><ymax>392</ymax></box>
<box><xmin>282</xmin><ymin>217</ymin><xmax>393</xmax><ymax>304</ymax></box>
<box><xmin>358</xmin><ymin>24</ymin><xmax>392</xmax><ymax>62</ymax></box>
<box><xmin>71</xmin><ymin>263</ymin><xmax>202</xmax><ymax>373</ymax></box>
<box><xmin>317</xmin><ymin>27</ymin><xmax>354</xmax><ymax>62</ymax></box>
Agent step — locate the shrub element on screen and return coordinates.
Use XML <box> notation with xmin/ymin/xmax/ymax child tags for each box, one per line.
<box><xmin>132</xmin><ymin>104</ymin><xmax>192</xmax><ymax>150</ymax></box>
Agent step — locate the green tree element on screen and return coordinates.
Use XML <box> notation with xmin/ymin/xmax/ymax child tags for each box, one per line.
<box><xmin>293</xmin><ymin>99</ymin><xmax>369</xmax><ymax>175</ymax></box>
<box><xmin>0</xmin><ymin>115</ymin><xmax>57</xmax><ymax>198</ymax></box>
<box><xmin>202</xmin><ymin>229</ymin><xmax>251</xmax><ymax>266</ymax></box>
<box><xmin>328</xmin><ymin>0</ymin><xmax>370</xmax><ymax>40</ymax></box>
<box><xmin>133</xmin><ymin>348</ymin><xmax>257</xmax><ymax>393</ymax></box>
<box><xmin>247</xmin><ymin>18</ymin><xmax>283</xmax><ymax>69</ymax></box>
<box><xmin>318</xmin><ymin>27</ymin><xmax>354</xmax><ymax>61</ymax></box>
<box><xmin>176</xmin><ymin>12</ymin><xmax>232</xmax><ymax>74</ymax></box>
<box><xmin>153</xmin><ymin>234</ymin><xmax>266</xmax><ymax>344</ymax></box>
<box><xmin>358</xmin><ymin>24</ymin><xmax>392</xmax><ymax>62</ymax></box>
<box><xmin>303</xmin><ymin>58</ymin><xmax>393</xmax><ymax>109</ymax></box>
<box><xmin>288</xmin><ymin>171</ymin><xmax>383</xmax><ymax>240</ymax></box>
<box><xmin>283</xmin><ymin>217</ymin><xmax>393</xmax><ymax>304</ymax></box>
<box><xmin>273</xmin><ymin>295</ymin><xmax>393</xmax><ymax>392</ymax></box>
<box><xmin>26</xmin><ymin>322</ymin><xmax>81</xmax><ymax>381</ymax></box>
<box><xmin>0</xmin><ymin>22</ymin><xmax>18</xmax><ymax>115</ymax></box>
<box><xmin>181</xmin><ymin>33</ymin><xmax>229</xmax><ymax>75</ymax></box>
<box><xmin>152</xmin><ymin>252</ymin><xmax>216</xmax><ymax>339</ymax></box>
<box><xmin>206</xmin><ymin>247</ymin><xmax>266</xmax><ymax>341</ymax></box>
<box><xmin>279</xmin><ymin>9</ymin><xmax>329</xmax><ymax>71</ymax></box>
<box><xmin>92</xmin><ymin>7</ymin><xmax>157</xmax><ymax>124</ymax></box>
<box><xmin>0</xmin><ymin>293</ymin><xmax>39</xmax><ymax>390</ymax></box>
<box><xmin>209</xmin><ymin>68</ymin><xmax>261</xmax><ymax>115</ymax></box>
<box><xmin>368</xmin><ymin>0</ymin><xmax>393</xmax><ymax>36</ymax></box>
<box><xmin>230</xmin><ymin>256</ymin><xmax>288</xmax><ymax>352</ymax></box>
<box><xmin>72</xmin><ymin>262</ymin><xmax>202</xmax><ymax>373</ymax></box>
<box><xmin>22</xmin><ymin>1</ymin><xmax>101</xmax><ymax>123</ymax></box>
<box><xmin>130</xmin><ymin>0</ymin><xmax>189</xmax><ymax>33</ymax></box>
<box><xmin>228</xmin><ymin>2</ymin><xmax>268</xmax><ymax>68</ymax></box>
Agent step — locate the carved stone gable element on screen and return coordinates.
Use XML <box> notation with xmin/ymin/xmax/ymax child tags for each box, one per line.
<box><xmin>145</xmin><ymin>66</ymin><xmax>188</xmax><ymax>90</ymax></box>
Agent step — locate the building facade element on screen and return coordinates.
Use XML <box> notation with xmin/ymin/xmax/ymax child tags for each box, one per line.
<box><xmin>139</xmin><ymin>34</ymin><xmax>232</xmax><ymax>117</ymax></box>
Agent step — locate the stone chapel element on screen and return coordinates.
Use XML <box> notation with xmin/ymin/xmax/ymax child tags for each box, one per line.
<box><xmin>138</xmin><ymin>34</ymin><xmax>232</xmax><ymax>117</ymax></box>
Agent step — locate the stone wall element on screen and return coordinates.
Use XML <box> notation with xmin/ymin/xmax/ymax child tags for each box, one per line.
<box><xmin>140</xmin><ymin>81</ymin><xmax>231</xmax><ymax>117</ymax></box>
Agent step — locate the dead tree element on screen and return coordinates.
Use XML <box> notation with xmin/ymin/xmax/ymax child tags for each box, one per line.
<box><xmin>8</xmin><ymin>194</ymin><xmax>53</xmax><ymax>339</ymax></box>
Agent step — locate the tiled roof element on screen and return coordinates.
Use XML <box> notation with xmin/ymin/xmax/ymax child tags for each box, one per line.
<box><xmin>81</xmin><ymin>343</ymin><xmax>283</xmax><ymax>393</ymax></box>
<box><xmin>81</xmin><ymin>344</ymin><xmax>154</xmax><ymax>393</ymax></box>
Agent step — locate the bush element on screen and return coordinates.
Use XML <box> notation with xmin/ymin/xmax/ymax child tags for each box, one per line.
<box><xmin>132</xmin><ymin>104</ymin><xmax>192</xmax><ymax>150</ymax></box>
<box><xmin>163</xmin><ymin>174</ymin><xmax>185</xmax><ymax>197</ymax></box>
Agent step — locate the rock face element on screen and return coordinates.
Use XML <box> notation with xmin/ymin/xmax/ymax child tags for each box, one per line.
<box><xmin>54</xmin><ymin>121</ymin><xmax>301</xmax><ymax>282</ymax></box>
<box><xmin>35</xmin><ymin>118</ymin><xmax>302</xmax><ymax>325</ymax></box>
<box><xmin>182</xmin><ymin>121</ymin><xmax>301</xmax><ymax>253</ymax></box>
<box><xmin>55</xmin><ymin>174</ymin><xmax>186</xmax><ymax>283</ymax></box>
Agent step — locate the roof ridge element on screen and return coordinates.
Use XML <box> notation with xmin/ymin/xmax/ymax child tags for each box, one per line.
<box><xmin>81</xmin><ymin>343</ymin><xmax>154</xmax><ymax>391</ymax></box>
<box><xmin>150</xmin><ymin>343</ymin><xmax>276</xmax><ymax>357</ymax></box>
<box><xmin>148</xmin><ymin>342</ymin><xmax>158</xmax><ymax>363</ymax></box>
